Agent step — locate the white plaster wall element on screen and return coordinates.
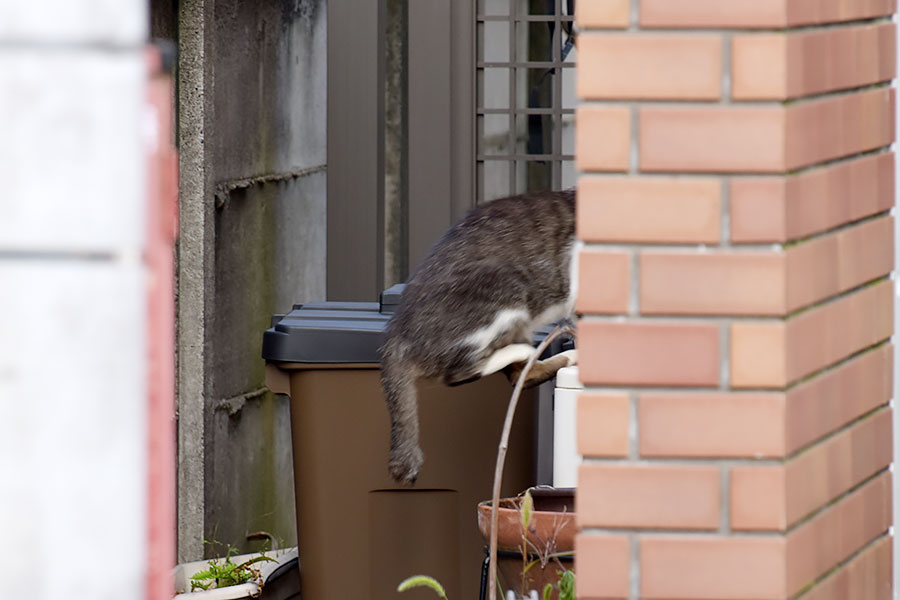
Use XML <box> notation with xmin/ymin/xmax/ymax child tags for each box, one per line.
<box><xmin>0</xmin><ymin>51</ymin><xmax>146</xmax><ymax>252</ymax></box>
<box><xmin>0</xmin><ymin>1</ymin><xmax>149</xmax><ymax>598</ymax></box>
<box><xmin>0</xmin><ymin>0</ymin><xmax>145</xmax><ymax>45</ymax></box>
<box><xmin>0</xmin><ymin>262</ymin><xmax>147</xmax><ymax>598</ymax></box>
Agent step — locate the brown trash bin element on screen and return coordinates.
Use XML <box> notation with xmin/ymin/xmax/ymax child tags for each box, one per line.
<box><xmin>262</xmin><ymin>285</ymin><xmax>539</xmax><ymax>600</ymax></box>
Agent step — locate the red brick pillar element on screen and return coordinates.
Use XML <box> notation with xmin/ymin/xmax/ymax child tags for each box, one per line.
<box><xmin>573</xmin><ymin>2</ymin><xmax>896</xmax><ymax>598</ymax></box>
<box><xmin>145</xmin><ymin>46</ymin><xmax>178</xmax><ymax>600</ymax></box>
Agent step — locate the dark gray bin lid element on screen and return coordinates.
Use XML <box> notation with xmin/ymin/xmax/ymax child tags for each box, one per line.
<box><xmin>262</xmin><ymin>285</ymin><xmax>402</xmax><ymax>364</ymax></box>
<box><xmin>262</xmin><ymin>284</ymin><xmax>572</xmax><ymax>365</ymax></box>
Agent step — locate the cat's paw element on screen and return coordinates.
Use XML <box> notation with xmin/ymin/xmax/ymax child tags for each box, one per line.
<box><xmin>559</xmin><ymin>349</ymin><xmax>577</xmax><ymax>367</ymax></box>
<box><xmin>389</xmin><ymin>445</ymin><xmax>424</xmax><ymax>486</ymax></box>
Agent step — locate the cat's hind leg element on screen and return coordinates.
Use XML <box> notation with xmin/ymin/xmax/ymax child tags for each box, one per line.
<box><xmin>442</xmin><ymin>342</ymin><xmax>536</xmax><ymax>385</ymax></box>
<box><xmin>475</xmin><ymin>344</ymin><xmax>577</xmax><ymax>387</ymax></box>
<box><xmin>478</xmin><ymin>344</ymin><xmax>536</xmax><ymax>377</ymax></box>
<box><xmin>504</xmin><ymin>349</ymin><xmax>576</xmax><ymax>388</ymax></box>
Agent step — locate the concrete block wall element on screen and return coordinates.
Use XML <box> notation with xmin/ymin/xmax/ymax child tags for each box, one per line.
<box><xmin>573</xmin><ymin>1</ymin><xmax>896</xmax><ymax>598</ymax></box>
<box><xmin>176</xmin><ymin>0</ymin><xmax>327</xmax><ymax>561</ymax></box>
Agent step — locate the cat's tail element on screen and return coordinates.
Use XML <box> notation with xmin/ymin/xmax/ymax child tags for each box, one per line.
<box><xmin>380</xmin><ymin>339</ymin><xmax>424</xmax><ymax>485</ymax></box>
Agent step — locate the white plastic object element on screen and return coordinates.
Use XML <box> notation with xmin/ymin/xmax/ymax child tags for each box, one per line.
<box><xmin>553</xmin><ymin>366</ymin><xmax>583</xmax><ymax>488</ymax></box>
<box><xmin>173</xmin><ymin>548</ymin><xmax>298</xmax><ymax>599</ymax></box>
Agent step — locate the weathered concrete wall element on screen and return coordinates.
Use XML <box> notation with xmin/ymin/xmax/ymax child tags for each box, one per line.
<box><xmin>173</xmin><ymin>0</ymin><xmax>326</xmax><ymax>561</ymax></box>
<box><xmin>384</xmin><ymin>0</ymin><xmax>408</xmax><ymax>287</ymax></box>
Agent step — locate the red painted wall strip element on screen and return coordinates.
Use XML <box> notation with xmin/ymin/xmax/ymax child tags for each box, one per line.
<box><xmin>145</xmin><ymin>45</ymin><xmax>178</xmax><ymax>600</ymax></box>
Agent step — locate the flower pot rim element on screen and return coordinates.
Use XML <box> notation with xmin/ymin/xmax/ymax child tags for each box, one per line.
<box><xmin>478</xmin><ymin>486</ymin><xmax>575</xmax><ymax>512</ymax></box>
<box><xmin>477</xmin><ymin>488</ymin><xmax>577</xmax><ymax>553</ymax></box>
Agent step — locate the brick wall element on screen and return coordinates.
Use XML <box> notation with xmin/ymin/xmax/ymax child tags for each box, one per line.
<box><xmin>146</xmin><ymin>46</ymin><xmax>178</xmax><ymax>600</ymax></box>
<box><xmin>573</xmin><ymin>1</ymin><xmax>896</xmax><ymax>598</ymax></box>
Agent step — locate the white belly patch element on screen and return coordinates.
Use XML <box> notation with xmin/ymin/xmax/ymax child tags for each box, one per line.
<box><xmin>463</xmin><ymin>307</ymin><xmax>530</xmax><ymax>349</ymax></box>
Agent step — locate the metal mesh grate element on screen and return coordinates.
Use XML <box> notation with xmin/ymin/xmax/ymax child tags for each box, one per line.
<box><xmin>476</xmin><ymin>0</ymin><xmax>576</xmax><ymax>202</ymax></box>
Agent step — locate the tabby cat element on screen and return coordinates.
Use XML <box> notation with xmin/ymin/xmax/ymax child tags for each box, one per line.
<box><xmin>380</xmin><ymin>189</ymin><xmax>578</xmax><ymax>484</ymax></box>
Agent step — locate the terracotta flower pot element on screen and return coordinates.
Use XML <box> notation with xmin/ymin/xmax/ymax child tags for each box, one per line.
<box><xmin>477</xmin><ymin>488</ymin><xmax>576</xmax><ymax>599</ymax></box>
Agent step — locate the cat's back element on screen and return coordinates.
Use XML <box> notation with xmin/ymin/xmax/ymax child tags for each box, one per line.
<box><xmin>415</xmin><ymin>188</ymin><xmax>575</xmax><ymax>280</ymax></box>
<box><xmin>389</xmin><ymin>189</ymin><xmax>576</xmax><ymax>339</ymax></box>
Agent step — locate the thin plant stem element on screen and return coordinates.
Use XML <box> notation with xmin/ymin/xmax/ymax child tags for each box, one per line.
<box><xmin>488</xmin><ymin>325</ymin><xmax>574</xmax><ymax>600</ymax></box>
